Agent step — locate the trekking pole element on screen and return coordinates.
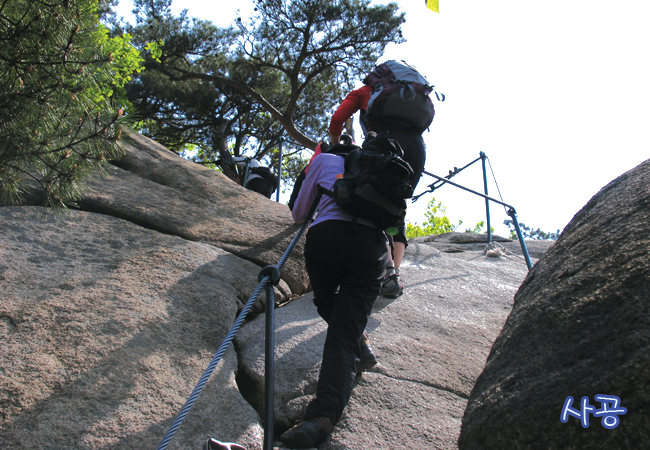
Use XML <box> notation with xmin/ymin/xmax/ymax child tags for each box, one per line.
<box><xmin>422</xmin><ymin>170</ymin><xmax>533</xmax><ymax>271</ymax></box>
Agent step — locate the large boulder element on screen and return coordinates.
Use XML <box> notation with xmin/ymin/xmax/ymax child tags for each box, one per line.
<box><xmin>0</xmin><ymin>207</ymin><xmax>264</xmax><ymax>449</ymax></box>
<box><xmin>0</xmin><ymin>203</ymin><xmax>540</xmax><ymax>449</ymax></box>
<box><xmin>1</xmin><ymin>131</ymin><xmax>554</xmax><ymax>449</ymax></box>
<box><xmin>5</xmin><ymin>132</ymin><xmax>309</xmax><ymax>295</ymax></box>
<box><xmin>458</xmin><ymin>159</ymin><xmax>650</xmax><ymax>449</ymax></box>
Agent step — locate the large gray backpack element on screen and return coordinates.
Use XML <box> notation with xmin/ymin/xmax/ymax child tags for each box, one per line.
<box><xmin>361</xmin><ymin>60</ymin><xmax>444</xmax><ymax>132</ymax></box>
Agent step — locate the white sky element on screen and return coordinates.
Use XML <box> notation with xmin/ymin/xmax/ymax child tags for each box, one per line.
<box><xmin>115</xmin><ymin>0</ymin><xmax>650</xmax><ymax>237</ymax></box>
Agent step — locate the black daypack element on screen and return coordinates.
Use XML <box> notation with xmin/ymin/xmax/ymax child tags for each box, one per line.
<box><xmin>323</xmin><ymin>131</ymin><xmax>414</xmax><ymax>235</ymax></box>
<box><xmin>287</xmin><ymin>136</ymin><xmax>358</xmax><ymax>211</ymax></box>
<box><xmin>361</xmin><ymin>60</ymin><xmax>444</xmax><ymax>133</ymax></box>
<box><xmin>249</xmin><ymin>166</ymin><xmax>279</xmax><ymax>191</ymax></box>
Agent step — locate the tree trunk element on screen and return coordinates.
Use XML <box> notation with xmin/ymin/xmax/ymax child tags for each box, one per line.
<box><xmin>211</xmin><ymin>130</ymin><xmax>237</xmax><ymax>182</ymax></box>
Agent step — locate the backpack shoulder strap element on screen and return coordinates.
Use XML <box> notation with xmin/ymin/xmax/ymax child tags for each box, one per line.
<box><xmin>320</xmin><ymin>186</ymin><xmax>334</xmax><ymax>198</ymax></box>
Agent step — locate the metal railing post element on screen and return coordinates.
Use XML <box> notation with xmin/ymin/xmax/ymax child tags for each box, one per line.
<box><xmin>263</xmin><ymin>281</ymin><xmax>277</xmax><ymax>450</ymax></box>
<box><xmin>257</xmin><ymin>193</ymin><xmax>321</xmax><ymax>449</ymax></box>
<box><xmin>506</xmin><ymin>208</ymin><xmax>533</xmax><ymax>272</ymax></box>
<box><xmin>156</xmin><ymin>194</ymin><xmax>321</xmax><ymax>450</ymax></box>
<box><xmin>276</xmin><ymin>138</ymin><xmax>283</xmax><ymax>203</ymax></box>
<box><xmin>422</xmin><ymin>170</ymin><xmax>533</xmax><ymax>271</ymax></box>
<box><xmin>480</xmin><ymin>152</ymin><xmax>492</xmax><ymax>243</ymax></box>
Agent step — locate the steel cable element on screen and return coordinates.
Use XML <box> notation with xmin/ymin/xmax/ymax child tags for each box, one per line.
<box><xmin>156</xmin><ymin>196</ymin><xmax>320</xmax><ymax>450</ymax></box>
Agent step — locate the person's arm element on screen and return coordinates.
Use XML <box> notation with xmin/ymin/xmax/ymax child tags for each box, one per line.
<box><xmin>328</xmin><ymin>86</ymin><xmax>371</xmax><ymax>143</ymax></box>
<box><xmin>292</xmin><ymin>155</ymin><xmax>324</xmax><ymax>223</ymax></box>
<box><xmin>232</xmin><ymin>156</ymin><xmax>247</xmax><ymax>168</ymax></box>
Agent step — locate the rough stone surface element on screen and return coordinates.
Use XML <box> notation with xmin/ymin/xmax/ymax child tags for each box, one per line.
<box><xmin>459</xmin><ymin>159</ymin><xmax>650</xmax><ymax>449</ymax></box>
<box><xmin>0</xmin><ymin>207</ymin><xmax>264</xmax><ymax>450</ymax></box>
<box><xmin>237</xmin><ymin>237</ymin><xmax>541</xmax><ymax>449</ymax></box>
<box><xmin>409</xmin><ymin>232</ymin><xmax>552</xmax><ymax>261</ymax></box>
<box><xmin>91</xmin><ymin>132</ymin><xmax>308</xmax><ymax>295</ymax></box>
<box><xmin>1</xmin><ymin>131</ymin><xmax>562</xmax><ymax>450</ymax></box>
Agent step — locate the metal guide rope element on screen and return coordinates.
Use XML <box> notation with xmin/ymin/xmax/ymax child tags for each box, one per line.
<box><xmin>156</xmin><ymin>194</ymin><xmax>321</xmax><ymax>450</ymax></box>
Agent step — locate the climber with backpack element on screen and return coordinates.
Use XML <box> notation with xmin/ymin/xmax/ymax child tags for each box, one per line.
<box><xmin>232</xmin><ymin>156</ymin><xmax>279</xmax><ymax>199</ymax></box>
<box><xmin>280</xmin><ymin>131</ymin><xmax>413</xmax><ymax>448</ymax></box>
<box><xmin>329</xmin><ymin>59</ymin><xmax>444</xmax><ymax>298</ymax></box>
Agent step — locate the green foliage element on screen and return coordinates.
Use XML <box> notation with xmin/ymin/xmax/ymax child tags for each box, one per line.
<box><xmin>503</xmin><ymin>219</ymin><xmax>560</xmax><ymax>240</ymax></box>
<box><xmin>465</xmin><ymin>221</ymin><xmax>485</xmax><ymax>234</ymax></box>
<box><xmin>235</xmin><ymin>0</ymin><xmax>406</xmax><ymax>144</ymax></box>
<box><xmin>405</xmin><ymin>198</ymin><xmax>462</xmax><ymax>239</ymax></box>
<box><xmin>94</xmin><ymin>29</ymin><xmax>144</xmax><ymax>110</ymax></box>
<box><xmin>122</xmin><ymin>1</ymin><xmax>284</xmax><ymax>181</ymax></box>
<box><xmin>464</xmin><ymin>220</ymin><xmax>494</xmax><ymax>234</ymax></box>
<box><xmin>0</xmin><ymin>0</ymin><xmax>143</xmax><ymax>207</ymax></box>
<box><xmin>113</xmin><ymin>0</ymin><xmax>404</xmax><ymax>185</ymax></box>
<box><xmin>144</xmin><ymin>40</ymin><xmax>163</xmax><ymax>63</ymax></box>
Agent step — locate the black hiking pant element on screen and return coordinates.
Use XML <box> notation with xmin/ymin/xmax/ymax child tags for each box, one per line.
<box><xmin>303</xmin><ymin>220</ymin><xmax>388</xmax><ymax>425</ymax></box>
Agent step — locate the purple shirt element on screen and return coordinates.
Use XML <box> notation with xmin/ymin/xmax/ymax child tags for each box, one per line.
<box><xmin>292</xmin><ymin>153</ymin><xmax>376</xmax><ymax>228</ymax></box>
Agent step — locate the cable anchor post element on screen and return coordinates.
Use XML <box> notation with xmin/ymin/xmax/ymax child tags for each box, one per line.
<box><xmin>480</xmin><ymin>152</ymin><xmax>492</xmax><ymax>243</ymax></box>
<box><xmin>507</xmin><ymin>207</ymin><xmax>533</xmax><ymax>271</ymax></box>
<box><xmin>257</xmin><ymin>265</ymin><xmax>281</xmax><ymax>450</ymax></box>
<box><xmin>254</xmin><ymin>192</ymin><xmax>321</xmax><ymax>450</ymax></box>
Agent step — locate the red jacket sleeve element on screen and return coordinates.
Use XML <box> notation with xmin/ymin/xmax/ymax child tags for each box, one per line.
<box><xmin>328</xmin><ymin>85</ymin><xmax>372</xmax><ymax>136</ymax></box>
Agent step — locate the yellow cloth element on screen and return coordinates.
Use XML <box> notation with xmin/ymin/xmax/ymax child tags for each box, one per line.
<box><xmin>425</xmin><ymin>0</ymin><xmax>440</xmax><ymax>13</ymax></box>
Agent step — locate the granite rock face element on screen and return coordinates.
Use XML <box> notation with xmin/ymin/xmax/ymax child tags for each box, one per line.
<box><xmin>1</xmin><ymin>131</ymin><xmax>561</xmax><ymax>449</ymax></box>
<box><xmin>4</xmin><ymin>132</ymin><xmax>308</xmax><ymax>295</ymax></box>
<box><xmin>0</xmin><ymin>205</ymin><xmax>540</xmax><ymax>450</ymax></box>
<box><xmin>237</xmin><ymin>237</ymin><xmax>543</xmax><ymax>449</ymax></box>
<box><xmin>459</xmin><ymin>159</ymin><xmax>650</xmax><ymax>449</ymax></box>
<box><xmin>0</xmin><ymin>207</ymin><xmax>264</xmax><ymax>450</ymax></box>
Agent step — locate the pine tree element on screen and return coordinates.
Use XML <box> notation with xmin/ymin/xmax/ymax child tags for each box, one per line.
<box><xmin>0</xmin><ymin>0</ymin><xmax>142</xmax><ymax>207</ymax></box>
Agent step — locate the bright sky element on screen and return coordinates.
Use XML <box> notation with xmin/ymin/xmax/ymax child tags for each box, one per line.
<box><xmin>115</xmin><ymin>0</ymin><xmax>650</xmax><ymax>237</ymax></box>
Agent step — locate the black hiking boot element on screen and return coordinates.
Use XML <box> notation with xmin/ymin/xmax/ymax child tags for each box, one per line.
<box><xmin>358</xmin><ymin>332</ymin><xmax>377</xmax><ymax>372</ymax></box>
<box><xmin>279</xmin><ymin>416</ymin><xmax>333</xmax><ymax>449</ymax></box>
<box><xmin>380</xmin><ymin>273</ymin><xmax>403</xmax><ymax>298</ymax></box>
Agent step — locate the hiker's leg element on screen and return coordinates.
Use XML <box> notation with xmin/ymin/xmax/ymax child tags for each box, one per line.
<box><xmin>304</xmin><ymin>222</ymin><xmax>387</xmax><ymax>425</ymax></box>
<box><xmin>304</xmin><ymin>223</ymin><xmax>345</xmax><ymax>323</ymax></box>
<box><xmin>381</xmin><ymin>231</ymin><xmax>406</xmax><ymax>298</ymax></box>
<box><xmin>385</xmin><ymin>235</ymin><xmax>395</xmax><ymax>266</ymax></box>
<box><xmin>392</xmin><ymin>230</ymin><xmax>408</xmax><ymax>272</ymax></box>
<box><xmin>393</xmin><ymin>241</ymin><xmax>406</xmax><ymax>270</ymax></box>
